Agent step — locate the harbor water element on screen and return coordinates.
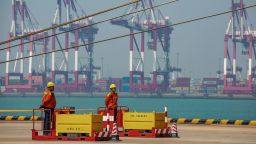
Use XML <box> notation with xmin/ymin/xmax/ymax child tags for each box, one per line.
<box><xmin>0</xmin><ymin>96</ymin><xmax>255</xmax><ymax>120</ymax></box>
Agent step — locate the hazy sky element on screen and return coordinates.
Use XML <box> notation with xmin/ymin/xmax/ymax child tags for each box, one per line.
<box><xmin>0</xmin><ymin>0</ymin><xmax>256</xmax><ymax>79</ymax></box>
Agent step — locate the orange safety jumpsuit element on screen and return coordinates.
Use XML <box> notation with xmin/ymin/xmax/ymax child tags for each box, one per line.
<box><xmin>105</xmin><ymin>92</ymin><xmax>118</xmax><ymax>109</ymax></box>
<box><xmin>41</xmin><ymin>88</ymin><xmax>56</xmax><ymax>134</ymax></box>
<box><xmin>41</xmin><ymin>88</ymin><xmax>56</xmax><ymax>109</ymax></box>
<box><xmin>105</xmin><ymin>91</ymin><xmax>118</xmax><ymax>121</ymax></box>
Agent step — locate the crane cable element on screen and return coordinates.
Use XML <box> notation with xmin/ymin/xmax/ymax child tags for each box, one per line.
<box><xmin>0</xmin><ymin>0</ymin><xmax>140</xmax><ymax>46</ymax></box>
<box><xmin>0</xmin><ymin>3</ymin><xmax>256</xmax><ymax>65</ymax></box>
<box><xmin>0</xmin><ymin>0</ymin><xmax>178</xmax><ymax>52</ymax></box>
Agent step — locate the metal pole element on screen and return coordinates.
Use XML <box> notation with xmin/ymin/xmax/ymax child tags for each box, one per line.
<box><xmin>248</xmin><ymin>35</ymin><xmax>253</xmax><ymax>86</ymax></box>
<box><xmin>5</xmin><ymin>33</ymin><xmax>11</xmax><ymax>86</ymax></box>
<box><xmin>129</xmin><ymin>29</ymin><xmax>133</xmax><ymax>92</ymax></box>
<box><xmin>141</xmin><ymin>32</ymin><xmax>144</xmax><ymax>86</ymax></box>
<box><xmin>232</xmin><ymin>41</ymin><xmax>236</xmax><ymax>85</ymax></box>
<box><xmin>51</xmin><ymin>27</ymin><xmax>56</xmax><ymax>82</ymax></box>
<box><xmin>153</xmin><ymin>29</ymin><xmax>157</xmax><ymax>90</ymax></box>
<box><xmin>11</xmin><ymin>0</ymin><xmax>16</xmax><ymax>36</ymax></box>
<box><xmin>74</xmin><ymin>29</ymin><xmax>79</xmax><ymax>87</ymax></box>
<box><xmin>224</xmin><ymin>35</ymin><xmax>228</xmax><ymax>87</ymax></box>
<box><xmin>28</xmin><ymin>35</ymin><xmax>33</xmax><ymax>88</ymax></box>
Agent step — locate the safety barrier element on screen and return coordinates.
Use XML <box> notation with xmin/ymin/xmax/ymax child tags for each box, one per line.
<box><xmin>169</xmin><ymin>118</ymin><xmax>256</xmax><ymax>126</ymax></box>
<box><xmin>0</xmin><ymin>108</ymin><xmax>96</xmax><ymax>121</ymax></box>
<box><xmin>1</xmin><ymin>116</ymin><xmax>256</xmax><ymax>126</ymax></box>
<box><xmin>0</xmin><ymin>115</ymin><xmax>41</xmax><ymax>121</ymax></box>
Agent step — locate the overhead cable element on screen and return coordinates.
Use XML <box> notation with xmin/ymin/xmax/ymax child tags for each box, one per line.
<box><xmin>1</xmin><ymin>3</ymin><xmax>256</xmax><ymax>64</ymax></box>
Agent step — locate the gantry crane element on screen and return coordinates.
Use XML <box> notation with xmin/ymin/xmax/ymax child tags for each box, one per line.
<box><xmin>223</xmin><ymin>0</ymin><xmax>256</xmax><ymax>95</ymax></box>
<box><xmin>111</xmin><ymin>0</ymin><xmax>173</xmax><ymax>93</ymax></box>
<box><xmin>5</xmin><ymin>0</ymin><xmax>48</xmax><ymax>92</ymax></box>
<box><xmin>51</xmin><ymin>0</ymin><xmax>98</xmax><ymax>92</ymax></box>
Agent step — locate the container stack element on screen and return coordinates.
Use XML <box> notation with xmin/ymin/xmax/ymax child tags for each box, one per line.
<box><xmin>96</xmin><ymin>79</ymin><xmax>108</xmax><ymax>92</ymax></box>
<box><xmin>200</xmin><ymin>78</ymin><xmax>218</xmax><ymax>93</ymax></box>
<box><xmin>78</xmin><ymin>78</ymin><xmax>86</xmax><ymax>85</ymax></box>
<box><xmin>0</xmin><ymin>77</ymin><xmax>5</xmax><ymax>92</ymax></box>
<box><xmin>0</xmin><ymin>77</ymin><xmax>3</xmax><ymax>86</ymax></box>
<box><xmin>55</xmin><ymin>78</ymin><xmax>63</xmax><ymax>85</ymax></box>
<box><xmin>121</xmin><ymin>77</ymin><xmax>131</xmax><ymax>92</ymax></box>
<box><xmin>217</xmin><ymin>79</ymin><xmax>224</xmax><ymax>93</ymax></box>
<box><xmin>175</xmin><ymin>77</ymin><xmax>191</xmax><ymax>94</ymax></box>
<box><xmin>121</xmin><ymin>77</ymin><xmax>138</xmax><ymax>92</ymax></box>
<box><xmin>8</xmin><ymin>76</ymin><xmax>21</xmax><ymax>85</ymax></box>
<box><xmin>190</xmin><ymin>78</ymin><xmax>201</xmax><ymax>93</ymax></box>
<box><xmin>68</xmin><ymin>78</ymin><xmax>73</xmax><ymax>84</ymax></box>
<box><xmin>22</xmin><ymin>75</ymin><xmax>44</xmax><ymax>85</ymax></box>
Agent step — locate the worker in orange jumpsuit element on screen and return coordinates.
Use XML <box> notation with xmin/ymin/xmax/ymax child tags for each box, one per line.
<box><xmin>105</xmin><ymin>84</ymin><xmax>118</xmax><ymax>122</ymax></box>
<box><xmin>40</xmin><ymin>82</ymin><xmax>56</xmax><ymax>135</ymax></box>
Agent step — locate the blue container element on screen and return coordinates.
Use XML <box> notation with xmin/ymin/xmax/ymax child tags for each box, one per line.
<box><xmin>9</xmin><ymin>79</ymin><xmax>20</xmax><ymax>84</ymax></box>
<box><xmin>121</xmin><ymin>77</ymin><xmax>138</xmax><ymax>85</ymax></box>
<box><xmin>122</xmin><ymin>85</ymin><xmax>130</xmax><ymax>92</ymax></box>
<box><xmin>56</xmin><ymin>79</ymin><xmax>62</xmax><ymax>85</ymax></box>
<box><xmin>200</xmin><ymin>87</ymin><xmax>217</xmax><ymax>93</ymax></box>
<box><xmin>217</xmin><ymin>80</ymin><xmax>224</xmax><ymax>85</ymax></box>
<box><xmin>122</xmin><ymin>77</ymin><xmax>130</xmax><ymax>81</ymax></box>
<box><xmin>23</xmin><ymin>80</ymin><xmax>29</xmax><ymax>84</ymax></box>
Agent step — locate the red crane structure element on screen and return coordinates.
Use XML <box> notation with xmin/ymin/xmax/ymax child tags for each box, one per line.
<box><xmin>51</xmin><ymin>0</ymin><xmax>98</xmax><ymax>92</ymax></box>
<box><xmin>111</xmin><ymin>0</ymin><xmax>173</xmax><ymax>93</ymax></box>
<box><xmin>5</xmin><ymin>0</ymin><xmax>48</xmax><ymax>92</ymax></box>
<box><xmin>223</xmin><ymin>0</ymin><xmax>256</xmax><ymax>95</ymax></box>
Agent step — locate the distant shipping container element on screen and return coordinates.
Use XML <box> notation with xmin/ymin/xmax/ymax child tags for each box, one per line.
<box><xmin>68</xmin><ymin>78</ymin><xmax>73</xmax><ymax>83</ymax></box>
<box><xmin>190</xmin><ymin>86</ymin><xmax>200</xmax><ymax>91</ymax></box>
<box><xmin>217</xmin><ymin>80</ymin><xmax>224</xmax><ymax>85</ymax></box>
<box><xmin>203</xmin><ymin>78</ymin><xmax>218</xmax><ymax>81</ymax></box>
<box><xmin>56</xmin><ymin>79</ymin><xmax>62</xmax><ymax>85</ymax></box>
<box><xmin>121</xmin><ymin>77</ymin><xmax>138</xmax><ymax>84</ymax></box>
<box><xmin>8</xmin><ymin>79</ymin><xmax>21</xmax><ymax>85</ymax></box>
<box><xmin>122</xmin><ymin>85</ymin><xmax>130</xmax><ymax>92</ymax></box>
<box><xmin>200</xmin><ymin>87</ymin><xmax>217</xmax><ymax>93</ymax></box>
<box><xmin>96</xmin><ymin>79</ymin><xmax>108</xmax><ymax>92</ymax></box>
<box><xmin>0</xmin><ymin>77</ymin><xmax>5</xmax><ymax>86</ymax></box>
<box><xmin>23</xmin><ymin>80</ymin><xmax>29</xmax><ymax>84</ymax></box>
<box><xmin>177</xmin><ymin>77</ymin><xmax>191</xmax><ymax>82</ymax></box>
<box><xmin>1</xmin><ymin>86</ymin><xmax>6</xmax><ymax>92</ymax></box>
<box><xmin>78</xmin><ymin>78</ymin><xmax>86</xmax><ymax>84</ymax></box>
<box><xmin>122</xmin><ymin>77</ymin><xmax>130</xmax><ymax>83</ymax></box>
<box><xmin>176</xmin><ymin>90</ymin><xmax>190</xmax><ymax>94</ymax></box>
<box><xmin>137</xmin><ymin>77</ymin><xmax>151</xmax><ymax>84</ymax></box>
<box><xmin>203</xmin><ymin>81</ymin><xmax>217</xmax><ymax>85</ymax></box>
<box><xmin>201</xmin><ymin>84</ymin><xmax>217</xmax><ymax>88</ymax></box>
<box><xmin>176</xmin><ymin>83</ymin><xmax>190</xmax><ymax>87</ymax></box>
<box><xmin>190</xmin><ymin>79</ymin><xmax>202</xmax><ymax>86</ymax></box>
<box><xmin>175</xmin><ymin>86</ymin><xmax>190</xmax><ymax>91</ymax></box>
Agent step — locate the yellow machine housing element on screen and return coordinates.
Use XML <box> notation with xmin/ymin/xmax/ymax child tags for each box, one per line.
<box><xmin>123</xmin><ymin>112</ymin><xmax>165</xmax><ymax>130</ymax></box>
<box><xmin>56</xmin><ymin>114</ymin><xmax>103</xmax><ymax>136</ymax></box>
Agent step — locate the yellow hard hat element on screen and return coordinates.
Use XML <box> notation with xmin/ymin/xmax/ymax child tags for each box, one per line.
<box><xmin>47</xmin><ymin>82</ymin><xmax>55</xmax><ymax>87</ymax></box>
<box><xmin>110</xmin><ymin>84</ymin><xmax>116</xmax><ymax>89</ymax></box>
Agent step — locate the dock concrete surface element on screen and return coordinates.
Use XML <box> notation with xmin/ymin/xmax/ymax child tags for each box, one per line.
<box><xmin>0</xmin><ymin>121</ymin><xmax>256</xmax><ymax>144</ymax></box>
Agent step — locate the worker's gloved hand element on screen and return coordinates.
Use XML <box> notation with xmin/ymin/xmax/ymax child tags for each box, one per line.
<box><xmin>39</xmin><ymin>105</ymin><xmax>44</xmax><ymax>109</ymax></box>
